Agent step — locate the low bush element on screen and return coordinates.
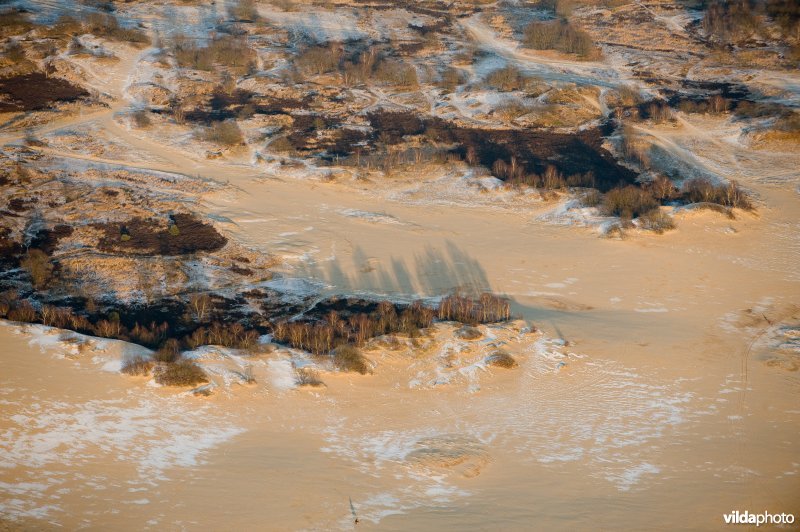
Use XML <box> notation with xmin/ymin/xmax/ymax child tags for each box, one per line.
<box><xmin>601</xmin><ymin>185</ymin><xmax>659</xmax><ymax>218</ymax></box>
<box><xmin>681</xmin><ymin>177</ymin><xmax>752</xmax><ymax>210</ymax></box>
<box><xmin>638</xmin><ymin>209</ymin><xmax>676</xmax><ymax>234</ymax></box>
<box><xmin>172</xmin><ymin>34</ymin><xmax>255</xmax><ymax>73</ymax></box>
<box><xmin>295</xmin><ymin>367</ymin><xmax>325</xmax><ymax>387</ymax></box>
<box><xmin>332</xmin><ymin>345</ymin><xmax>370</xmax><ymax>374</ymax></box>
<box><xmin>297</xmin><ymin>45</ymin><xmax>342</xmax><ymax>75</ymax></box>
<box><xmin>485</xmin><ymin>65</ymin><xmax>527</xmax><ymax>92</ymax></box>
<box><xmin>614</xmin><ymin>84</ymin><xmax>643</xmax><ymax>107</ymax></box>
<box><xmin>702</xmin><ymin>0</ymin><xmax>761</xmax><ymax>45</ymax></box>
<box><xmin>455</xmin><ymin>325</ymin><xmax>482</xmax><ymax>340</ymax></box>
<box><xmin>581</xmin><ymin>188</ymin><xmax>602</xmax><ymax>207</ymax></box>
<box><xmin>689</xmin><ymin>202</ymin><xmax>735</xmax><ymax>219</ymax></box>
<box><xmin>646</xmin><ymin>175</ymin><xmax>677</xmax><ymax>202</ymax></box>
<box><xmin>487</xmin><ymin>350</ymin><xmax>518</xmax><ymax>369</ymax></box>
<box><xmin>189</xmin><ymin>322</ymin><xmax>259</xmax><ymax>349</ymax></box>
<box><xmin>20</xmin><ymin>249</ymin><xmax>53</xmax><ymax>289</ymax></box>
<box><xmin>373</xmin><ymin>59</ymin><xmax>418</xmax><ymax>88</ymax></box>
<box><xmin>230</xmin><ymin>0</ymin><xmax>258</xmax><ymax>22</ymax></box>
<box><xmin>198</xmin><ymin>120</ymin><xmax>243</xmax><ymax>146</ymax></box>
<box><xmin>153</xmin><ymin>338</ymin><xmax>181</xmax><ymax>363</ymax></box>
<box><xmin>494</xmin><ymin>101</ymin><xmax>533</xmax><ymax>121</ymax></box>
<box><xmin>154</xmin><ymin>360</ymin><xmax>208</xmax><ymax>386</ymax></box>
<box><xmin>121</xmin><ymin>356</ymin><xmax>154</xmax><ymax>376</ymax></box>
<box><xmin>7</xmin><ymin>300</ymin><xmax>37</xmax><ymax>323</ymax></box>
<box><xmin>132</xmin><ymin>109</ymin><xmax>151</xmax><ymax>128</ymax></box>
<box><xmin>677</xmin><ymin>95</ymin><xmax>729</xmax><ymax>115</ymax></box>
<box><xmin>437</xmin><ymin>67</ymin><xmax>465</xmax><ymax>92</ymax></box>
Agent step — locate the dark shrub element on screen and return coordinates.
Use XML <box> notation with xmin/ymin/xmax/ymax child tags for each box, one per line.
<box><xmin>7</xmin><ymin>300</ymin><xmax>37</xmax><ymax>323</ymax></box>
<box><xmin>601</xmin><ymin>186</ymin><xmax>659</xmax><ymax>218</ymax></box>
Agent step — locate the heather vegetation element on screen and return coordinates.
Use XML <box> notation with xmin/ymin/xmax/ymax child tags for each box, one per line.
<box><xmin>96</xmin><ymin>214</ymin><xmax>228</xmax><ymax>256</ymax></box>
<box><xmin>0</xmin><ymin>73</ymin><xmax>89</xmax><ymax>112</ymax></box>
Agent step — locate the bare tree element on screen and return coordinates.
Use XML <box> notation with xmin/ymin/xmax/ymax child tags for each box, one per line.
<box><xmin>189</xmin><ymin>293</ymin><xmax>212</xmax><ymax>322</ymax></box>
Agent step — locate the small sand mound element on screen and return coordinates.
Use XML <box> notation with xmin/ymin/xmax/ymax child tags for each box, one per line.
<box><xmin>455</xmin><ymin>325</ymin><xmax>483</xmax><ymax>340</ymax></box>
<box><xmin>405</xmin><ymin>435</ymin><xmax>490</xmax><ymax>478</ymax></box>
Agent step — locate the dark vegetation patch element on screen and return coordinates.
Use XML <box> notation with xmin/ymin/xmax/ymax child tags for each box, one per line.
<box><xmin>0</xmin><ymin>72</ymin><xmax>89</xmax><ymax>112</ymax></box>
<box><xmin>96</xmin><ymin>213</ymin><xmax>228</xmax><ymax>256</ymax></box>
<box><xmin>389</xmin><ymin>116</ymin><xmax>635</xmax><ymax>191</ymax></box>
<box><xmin>444</xmin><ymin>125</ymin><xmax>634</xmax><ymax>191</ymax></box>
<box><xmin>0</xmin><ymin>285</ymin><xmax>513</xmax><ymax>375</ymax></box>
<box><xmin>181</xmin><ymin>90</ymin><xmax>309</xmax><ymax>124</ymax></box>
<box><xmin>30</xmin><ymin>225</ymin><xmax>73</xmax><ymax>255</ymax></box>
<box><xmin>659</xmin><ymin>80</ymin><xmax>759</xmax><ymax>117</ymax></box>
<box><xmin>271</xmin><ymin>293</ymin><xmax>510</xmax><ymax>356</ymax></box>
<box><xmin>7</xmin><ymin>197</ymin><xmax>33</xmax><ymax>212</ymax></box>
<box><xmin>230</xmin><ymin>264</ymin><xmax>253</xmax><ymax>276</ymax></box>
<box><xmin>282</xmin><ymin>109</ymin><xmax>637</xmax><ymax>190</ymax></box>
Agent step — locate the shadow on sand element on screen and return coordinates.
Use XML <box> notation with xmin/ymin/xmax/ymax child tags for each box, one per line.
<box><xmin>291</xmin><ymin>239</ymin><xmax>492</xmax><ymax>300</ymax></box>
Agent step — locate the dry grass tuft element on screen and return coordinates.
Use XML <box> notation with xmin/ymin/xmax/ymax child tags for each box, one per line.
<box><xmin>154</xmin><ymin>360</ymin><xmax>209</xmax><ymax>386</ymax></box>
<box><xmin>487</xmin><ymin>350</ymin><xmax>518</xmax><ymax>368</ymax></box>
<box><xmin>295</xmin><ymin>367</ymin><xmax>325</xmax><ymax>387</ymax></box>
<box><xmin>121</xmin><ymin>356</ymin><xmax>154</xmax><ymax>376</ymax></box>
<box><xmin>331</xmin><ymin>345</ymin><xmax>370</xmax><ymax>374</ymax></box>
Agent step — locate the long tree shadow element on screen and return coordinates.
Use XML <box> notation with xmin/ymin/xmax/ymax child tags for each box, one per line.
<box><xmin>290</xmin><ymin>239</ymin><xmax>492</xmax><ymax>300</ymax></box>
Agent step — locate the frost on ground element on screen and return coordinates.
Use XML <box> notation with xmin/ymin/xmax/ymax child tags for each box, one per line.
<box><xmin>0</xmin><ymin>391</ymin><xmax>243</xmax><ymax>521</ymax></box>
